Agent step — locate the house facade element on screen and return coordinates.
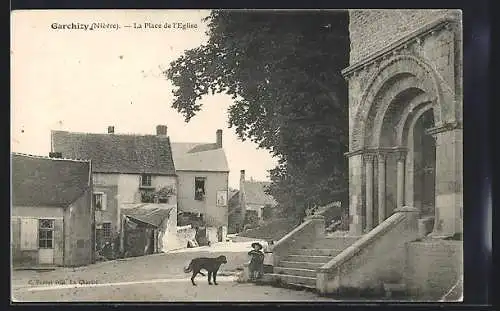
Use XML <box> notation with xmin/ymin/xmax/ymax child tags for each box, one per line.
<box><xmin>171</xmin><ymin>129</ymin><xmax>229</xmax><ymax>242</ymax></box>
<box><xmin>11</xmin><ymin>153</ymin><xmax>94</xmax><ymax>267</ymax></box>
<box><xmin>51</xmin><ymin>125</ymin><xmax>177</xmax><ymax>250</ymax></box>
<box><xmin>237</xmin><ymin>170</ymin><xmax>278</xmax><ymax>228</ymax></box>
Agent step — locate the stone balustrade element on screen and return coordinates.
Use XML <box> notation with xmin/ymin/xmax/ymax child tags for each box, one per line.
<box><xmin>271</xmin><ymin>215</ymin><xmax>326</xmax><ymax>266</ymax></box>
<box><xmin>317</xmin><ymin>207</ymin><xmax>419</xmax><ymax>294</ymax></box>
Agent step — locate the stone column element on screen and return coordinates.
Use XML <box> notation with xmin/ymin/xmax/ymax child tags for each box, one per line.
<box><xmin>377</xmin><ymin>152</ymin><xmax>386</xmax><ymax>224</ymax></box>
<box><xmin>430</xmin><ymin>126</ymin><xmax>463</xmax><ymax>237</ymax></box>
<box><xmin>364</xmin><ymin>153</ymin><xmax>375</xmax><ymax>232</ymax></box>
<box><xmin>347</xmin><ymin>153</ymin><xmax>364</xmax><ymax>236</ymax></box>
<box><xmin>396</xmin><ymin>150</ymin><xmax>407</xmax><ymax>208</ymax></box>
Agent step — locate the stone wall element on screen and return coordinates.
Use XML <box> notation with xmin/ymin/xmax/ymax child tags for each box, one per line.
<box><xmin>64</xmin><ymin>189</ymin><xmax>94</xmax><ymax>267</ymax></box>
<box><xmin>272</xmin><ymin>216</ymin><xmax>325</xmax><ymax>266</ymax></box>
<box><xmin>405</xmin><ymin>240</ymin><xmax>463</xmax><ymax>299</ymax></box>
<box><xmin>317</xmin><ymin>208</ymin><xmax>419</xmax><ymax>294</ymax></box>
<box><xmin>348</xmin><ymin>9</ymin><xmax>458</xmax><ymax>64</ymax></box>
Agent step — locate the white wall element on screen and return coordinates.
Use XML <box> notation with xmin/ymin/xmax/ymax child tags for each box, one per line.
<box><xmin>176</xmin><ymin>171</ymin><xmax>229</xmax><ymax>227</ymax></box>
<box><xmin>93</xmin><ymin>172</ymin><xmax>178</xmax><ymax>232</ymax></box>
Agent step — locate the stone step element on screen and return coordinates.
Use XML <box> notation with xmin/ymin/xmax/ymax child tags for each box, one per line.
<box><xmin>383</xmin><ymin>282</ymin><xmax>407</xmax><ymax>299</ymax></box>
<box><xmin>285</xmin><ymin>254</ymin><xmax>332</xmax><ymax>263</ymax></box>
<box><xmin>279</xmin><ymin>261</ymin><xmax>324</xmax><ymax>269</ymax></box>
<box><xmin>293</xmin><ymin>248</ymin><xmax>343</xmax><ymax>257</ymax></box>
<box><xmin>267</xmin><ymin>273</ymin><xmax>317</xmax><ymax>287</ymax></box>
<box><xmin>274</xmin><ymin>266</ymin><xmax>317</xmax><ymax>278</ymax></box>
<box><xmin>313</xmin><ymin>236</ymin><xmax>359</xmax><ymax>249</ymax></box>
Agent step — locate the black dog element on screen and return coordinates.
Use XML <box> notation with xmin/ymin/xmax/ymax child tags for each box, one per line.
<box><xmin>183</xmin><ymin>255</ymin><xmax>228</xmax><ymax>286</ymax></box>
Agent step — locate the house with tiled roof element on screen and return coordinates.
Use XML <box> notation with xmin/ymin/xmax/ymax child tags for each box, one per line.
<box><xmin>229</xmin><ymin>170</ymin><xmax>278</xmax><ymax>232</ymax></box>
<box><xmin>51</xmin><ymin>125</ymin><xmax>178</xmax><ymax>251</ymax></box>
<box><xmin>170</xmin><ymin>129</ymin><xmax>229</xmax><ymax>243</ymax></box>
<box><xmin>11</xmin><ymin>153</ymin><xmax>94</xmax><ymax>268</ymax></box>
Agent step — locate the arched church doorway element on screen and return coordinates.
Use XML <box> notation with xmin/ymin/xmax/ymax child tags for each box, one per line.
<box><xmin>412</xmin><ymin>109</ymin><xmax>436</xmax><ymax>217</ymax></box>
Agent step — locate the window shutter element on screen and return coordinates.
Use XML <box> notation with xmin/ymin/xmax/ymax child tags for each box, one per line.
<box><xmin>102</xmin><ymin>193</ymin><xmax>107</xmax><ymax>211</ymax></box>
<box><xmin>20</xmin><ymin>218</ymin><xmax>38</xmax><ymax>250</ymax></box>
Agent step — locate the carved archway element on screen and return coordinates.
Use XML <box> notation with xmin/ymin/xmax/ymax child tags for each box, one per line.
<box><xmin>351</xmin><ymin>54</ymin><xmax>451</xmax><ymax>150</ymax></box>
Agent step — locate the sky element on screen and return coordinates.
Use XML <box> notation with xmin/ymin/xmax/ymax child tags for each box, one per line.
<box><xmin>11</xmin><ymin>10</ymin><xmax>278</xmax><ymax>189</ymax></box>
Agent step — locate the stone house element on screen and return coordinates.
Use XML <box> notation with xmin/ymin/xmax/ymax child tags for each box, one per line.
<box><xmin>170</xmin><ymin>129</ymin><xmax>229</xmax><ymax>243</ymax></box>
<box><xmin>51</xmin><ymin>125</ymin><xmax>177</xmax><ymax>250</ymax></box>
<box><xmin>11</xmin><ymin>153</ymin><xmax>94</xmax><ymax>268</ymax></box>
<box><xmin>233</xmin><ymin>170</ymin><xmax>278</xmax><ymax>230</ymax></box>
<box><xmin>227</xmin><ymin>189</ymin><xmax>240</xmax><ymax>233</ymax></box>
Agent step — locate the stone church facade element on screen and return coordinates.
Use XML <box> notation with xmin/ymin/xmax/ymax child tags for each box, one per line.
<box><xmin>342</xmin><ymin>10</ymin><xmax>463</xmax><ymax>238</ymax></box>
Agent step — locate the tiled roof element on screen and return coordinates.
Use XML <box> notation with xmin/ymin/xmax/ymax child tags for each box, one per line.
<box><xmin>121</xmin><ymin>203</ymin><xmax>175</xmax><ymax>228</ymax></box>
<box><xmin>51</xmin><ymin>131</ymin><xmax>176</xmax><ymax>175</ymax></box>
<box><xmin>242</xmin><ymin>181</ymin><xmax>277</xmax><ymax>206</ymax></box>
<box><xmin>228</xmin><ymin>189</ymin><xmax>239</xmax><ymax>201</ymax></box>
<box><xmin>12</xmin><ymin>153</ymin><xmax>91</xmax><ymax>207</ymax></box>
<box><xmin>170</xmin><ymin>142</ymin><xmax>229</xmax><ymax>172</ymax></box>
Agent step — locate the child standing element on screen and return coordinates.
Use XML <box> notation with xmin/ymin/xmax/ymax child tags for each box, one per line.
<box><xmin>248</xmin><ymin>242</ymin><xmax>265</xmax><ymax>281</ymax></box>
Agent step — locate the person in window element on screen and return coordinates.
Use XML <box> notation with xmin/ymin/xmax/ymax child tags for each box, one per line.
<box><xmin>196</xmin><ymin>187</ymin><xmax>204</xmax><ymax>200</ymax></box>
<box><xmin>248</xmin><ymin>242</ymin><xmax>265</xmax><ymax>281</ymax></box>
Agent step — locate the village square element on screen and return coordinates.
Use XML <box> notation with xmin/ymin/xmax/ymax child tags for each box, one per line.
<box><xmin>11</xmin><ymin>9</ymin><xmax>463</xmax><ymax>302</ymax></box>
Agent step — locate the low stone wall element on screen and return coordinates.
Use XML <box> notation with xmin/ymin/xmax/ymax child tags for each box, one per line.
<box><xmin>405</xmin><ymin>240</ymin><xmax>463</xmax><ymax>300</ymax></box>
<box><xmin>271</xmin><ymin>215</ymin><xmax>325</xmax><ymax>266</ymax></box>
<box><xmin>317</xmin><ymin>207</ymin><xmax>420</xmax><ymax>294</ymax></box>
<box><xmin>174</xmin><ymin>225</ymin><xmax>196</xmax><ymax>249</ymax></box>
<box><xmin>238</xmin><ymin>218</ymin><xmax>297</xmax><ymax>241</ymax></box>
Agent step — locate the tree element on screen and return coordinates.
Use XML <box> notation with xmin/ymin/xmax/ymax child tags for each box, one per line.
<box><xmin>165</xmin><ymin>10</ymin><xmax>350</xmax><ymax>220</ymax></box>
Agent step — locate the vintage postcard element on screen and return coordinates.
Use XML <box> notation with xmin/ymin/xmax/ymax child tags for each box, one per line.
<box><xmin>11</xmin><ymin>9</ymin><xmax>463</xmax><ymax>302</ymax></box>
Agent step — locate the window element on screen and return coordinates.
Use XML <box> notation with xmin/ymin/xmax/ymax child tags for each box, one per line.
<box><xmin>103</xmin><ymin>223</ymin><xmax>112</xmax><ymax>240</ymax></box>
<box><xmin>38</xmin><ymin>219</ymin><xmax>54</xmax><ymax>249</ymax></box>
<box><xmin>141</xmin><ymin>174</ymin><xmax>152</xmax><ymax>187</ymax></box>
<box><xmin>194</xmin><ymin>177</ymin><xmax>206</xmax><ymax>201</ymax></box>
<box><xmin>93</xmin><ymin>193</ymin><xmax>106</xmax><ymax>210</ymax></box>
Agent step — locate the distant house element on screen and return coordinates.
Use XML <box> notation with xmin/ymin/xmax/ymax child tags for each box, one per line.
<box><xmin>227</xmin><ymin>189</ymin><xmax>241</xmax><ymax>234</ymax></box>
<box><xmin>11</xmin><ymin>153</ymin><xmax>94</xmax><ymax>268</ymax></box>
<box><xmin>170</xmin><ymin>129</ymin><xmax>229</xmax><ymax>243</ymax></box>
<box><xmin>239</xmin><ymin>170</ymin><xmax>278</xmax><ymax>225</ymax></box>
<box><xmin>51</xmin><ymin>125</ymin><xmax>177</xmax><ymax>251</ymax></box>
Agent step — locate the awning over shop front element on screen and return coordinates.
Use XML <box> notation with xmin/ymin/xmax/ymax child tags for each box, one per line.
<box><xmin>121</xmin><ymin>203</ymin><xmax>175</xmax><ymax>228</ymax></box>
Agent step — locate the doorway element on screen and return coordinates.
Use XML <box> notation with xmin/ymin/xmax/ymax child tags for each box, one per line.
<box><xmin>413</xmin><ymin>109</ymin><xmax>436</xmax><ymax>216</ymax></box>
<box><xmin>38</xmin><ymin>219</ymin><xmax>55</xmax><ymax>265</ymax></box>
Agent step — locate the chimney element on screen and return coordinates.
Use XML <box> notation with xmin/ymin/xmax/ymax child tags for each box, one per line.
<box><xmin>108</xmin><ymin>126</ymin><xmax>115</xmax><ymax>134</ymax></box>
<box><xmin>156</xmin><ymin>125</ymin><xmax>168</xmax><ymax>136</ymax></box>
<box><xmin>49</xmin><ymin>152</ymin><xmax>62</xmax><ymax>158</ymax></box>
<box><xmin>216</xmin><ymin>129</ymin><xmax>223</xmax><ymax>148</ymax></box>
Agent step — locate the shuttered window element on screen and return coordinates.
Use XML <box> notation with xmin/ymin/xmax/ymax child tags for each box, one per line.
<box><xmin>20</xmin><ymin>218</ymin><xmax>38</xmax><ymax>250</ymax></box>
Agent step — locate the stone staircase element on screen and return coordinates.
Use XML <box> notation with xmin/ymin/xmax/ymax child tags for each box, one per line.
<box><xmin>265</xmin><ymin>236</ymin><xmax>359</xmax><ymax>289</ymax></box>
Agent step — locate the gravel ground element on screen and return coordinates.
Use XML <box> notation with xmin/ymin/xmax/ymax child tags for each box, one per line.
<box><xmin>12</xmin><ymin>280</ymin><xmax>335</xmax><ymax>302</ymax></box>
<box><xmin>12</xmin><ymin>242</ymin><xmax>334</xmax><ymax>302</ymax></box>
<box><xmin>12</xmin><ymin>250</ymin><xmax>249</xmax><ymax>289</ymax></box>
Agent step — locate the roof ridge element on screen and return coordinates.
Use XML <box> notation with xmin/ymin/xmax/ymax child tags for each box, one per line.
<box><xmin>244</xmin><ymin>180</ymin><xmax>272</xmax><ymax>184</ymax></box>
<box><xmin>171</xmin><ymin>141</ymin><xmax>216</xmax><ymax>145</ymax></box>
<box><xmin>11</xmin><ymin>152</ymin><xmax>91</xmax><ymax>163</ymax></box>
<box><xmin>52</xmin><ymin>129</ymin><xmax>170</xmax><ymax>138</ymax></box>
